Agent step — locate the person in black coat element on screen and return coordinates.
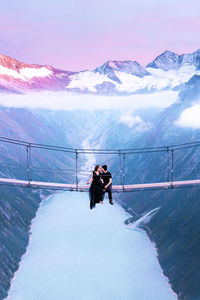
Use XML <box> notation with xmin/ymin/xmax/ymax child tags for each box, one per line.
<box><xmin>87</xmin><ymin>165</ymin><xmax>104</xmax><ymax>209</ymax></box>
<box><xmin>101</xmin><ymin>165</ymin><xmax>113</xmax><ymax>205</ymax></box>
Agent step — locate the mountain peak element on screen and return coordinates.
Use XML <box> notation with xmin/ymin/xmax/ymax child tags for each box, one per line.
<box><xmin>107</xmin><ymin>60</ymin><xmax>118</xmax><ymax>68</ymax></box>
<box><xmin>147</xmin><ymin>49</ymin><xmax>200</xmax><ymax>71</ymax></box>
<box><xmin>146</xmin><ymin>50</ymin><xmax>179</xmax><ymax>70</ymax></box>
<box><xmin>95</xmin><ymin>59</ymin><xmax>150</xmax><ymax>79</ymax></box>
<box><xmin>1</xmin><ymin>49</ymin><xmax>200</xmax><ymax>95</ymax></box>
<box><xmin>162</xmin><ymin>50</ymin><xmax>176</xmax><ymax>55</ymax></box>
<box><xmin>0</xmin><ymin>53</ymin><xmax>41</xmax><ymax>71</ymax></box>
<box><xmin>0</xmin><ymin>53</ymin><xmax>75</xmax><ymax>94</ymax></box>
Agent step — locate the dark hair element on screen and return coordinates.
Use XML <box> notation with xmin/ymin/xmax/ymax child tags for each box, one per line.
<box><xmin>94</xmin><ymin>165</ymin><xmax>100</xmax><ymax>172</ymax></box>
<box><xmin>102</xmin><ymin>165</ymin><xmax>107</xmax><ymax>171</ymax></box>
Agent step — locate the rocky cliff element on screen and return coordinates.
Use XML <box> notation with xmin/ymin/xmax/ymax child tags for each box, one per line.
<box><xmin>117</xmin><ymin>79</ymin><xmax>200</xmax><ymax>300</ymax></box>
<box><xmin>0</xmin><ymin>186</ymin><xmax>49</xmax><ymax>299</ymax></box>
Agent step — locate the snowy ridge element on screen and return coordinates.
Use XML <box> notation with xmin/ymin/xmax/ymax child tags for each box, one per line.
<box><xmin>0</xmin><ymin>54</ymin><xmax>74</xmax><ymax>93</ymax></box>
<box><xmin>0</xmin><ymin>54</ymin><xmax>52</xmax><ymax>79</ymax></box>
<box><xmin>147</xmin><ymin>49</ymin><xmax>200</xmax><ymax>70</ymax></box>
<box><xmin>67</xmin><ymin>49</ymin><xmax>200</xmax><ymax>94</ymax></box>
<box><xmin>67</xmin><ymin>65</ymin><xmax>199</xmax><ymax>94</ymax></box>
<box><xmin>0</xmin><ymin>49</ymin><xmax>200</xmax><ymax>94</ymax></box>
<box><xmin>0</xmin><ymin>64</ymin><xmax>52</xmax><ymax>81</ymax></box>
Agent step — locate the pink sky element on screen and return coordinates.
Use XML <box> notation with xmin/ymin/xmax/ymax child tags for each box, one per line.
<box><xmin>0</xmin><ymin>0</ymin><xmax>200</xmax><ymax>71</ymax></box>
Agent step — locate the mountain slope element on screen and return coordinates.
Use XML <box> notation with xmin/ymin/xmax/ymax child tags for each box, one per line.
<box><xmin>0</xmin><ymin>54</ymin><xmax>74</xmax><ymax>93</ymax></box>
<box><xmin>147</xmin><ymin>49</ymin><xmax>200</xmax><ymax>70</ymax></box>
<box><xmin>0</xmin><ymin>108</ymin><xmax>100</xmax><ymax>299</ymax></box>
<box><xmin>67</xmin><ymin>49</ymin><xmax>200</xmax><ymax>94</ymax></box>
<box><xmin>94</xmin><ymin>60</ymin><xmax>150</xmax><ymax>83</ymax></box>
<box><xmin>112</xmin><ymin>80</ymin><xmax>200</xmax><ymax>300</ymax></box>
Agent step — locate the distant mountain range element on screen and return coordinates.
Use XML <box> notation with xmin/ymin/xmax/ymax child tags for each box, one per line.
<box><xmin>0</xmin><ymin>49</ymin><xmax>200</xmax><ymax>95</ymax></box>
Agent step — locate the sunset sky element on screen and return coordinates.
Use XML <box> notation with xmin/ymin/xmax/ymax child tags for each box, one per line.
<box><xmin>0</xmin><ymin>0</ymin><xmax>200</xmax><ymax>71</ymax></box>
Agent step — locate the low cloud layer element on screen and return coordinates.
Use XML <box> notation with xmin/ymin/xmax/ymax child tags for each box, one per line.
<box><xmin>175</xmin><ymin>104</ymin><xmax>200</xmax><ymax>128</ymax></box>
<box><xmin>120</xmin><ymin>111</ymin><xmax>152</xmax><ymax>131</ymax></box>
<box><xmin>0</xmin><ymin>91</ymin><xmax>178</xmax><ymax>111</ymax></box>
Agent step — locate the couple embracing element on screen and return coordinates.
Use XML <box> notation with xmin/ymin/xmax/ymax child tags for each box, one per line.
<box><xmin>87</xmin><ymin>165</ymin><xmax>113</xmax><ymax>209</ymax></box>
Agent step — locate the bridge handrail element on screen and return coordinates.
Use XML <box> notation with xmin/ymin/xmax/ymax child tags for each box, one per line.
<box><xmin>1</xmin><ymin>136</ymin><xmax>200</xmax><ymax>188</ymax></box>
<box><xmin>1</xmin><ymin>136</ymin><xmax>200</xmax><ymax>154</ymax></box>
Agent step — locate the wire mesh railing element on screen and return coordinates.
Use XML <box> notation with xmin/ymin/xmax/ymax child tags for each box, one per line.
<box><xmin>1</xmin><ymin>136</ymin><xmax>200</xmax><ymax>190</ymax></box>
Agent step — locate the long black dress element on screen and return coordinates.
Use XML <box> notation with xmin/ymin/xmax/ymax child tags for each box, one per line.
<box><xmin>89</xmin><ymin>172</ymin><xmax>104</xmax><ymax>209</ymax></box>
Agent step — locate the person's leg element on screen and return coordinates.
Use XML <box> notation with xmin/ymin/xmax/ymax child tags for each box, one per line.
<box><xmin>102</xmin><ymin>187</ymin><xmax>106</xmax><ymax>201</ymax></box>
<box><xmin>89</xmin><ymin>188</ymin><xmax>95</xmax><ymax>209</ymax></box>
<box><xmin>107</xmin><ymin>186</ymin><xmax>113</xmax><ymax>204</ymax></box>
<box><xmin>95</xmin><ymin>185</ymin><xmax>103</xmax><ymax>204</ymax></box>
<box><xmin>100</xmin><ymin>186</ymin><xmax>105</xmax><ymax>204</ymax></box>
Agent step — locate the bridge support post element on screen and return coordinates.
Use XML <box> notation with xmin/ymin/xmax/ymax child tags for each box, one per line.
<box><xmin>119</xmin><ymin>151</ymin><xmax>122</xmax><ymax>186</ymax></box>
<box><xmin>75</xmin><ymin>150</ymin><xmax>78</xmax><ymax>190</ymax></box>
<box><xmin>122</xmin><ymin>153</ymin><xmax>126</xmax><ymax>190</ymax></box>
<box><xmin>167</xmin><ymin>147</ymin><xmax>170</xmax><ymax>182</ymax></box>
<box><xmin>26</xmin><ymin>144</ymin><xmax>32</xmax><ymax>185</ymax></box>
<box><xmin>171</xmin><ymin>150</ymin><xmax>174</xmax><ymax>186</ymax></box>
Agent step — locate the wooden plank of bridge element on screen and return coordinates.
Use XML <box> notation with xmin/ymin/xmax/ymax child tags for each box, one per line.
<box><xmin>1</xmin><ymin>177</ymin><xmax>200</xmax><ymax>191</ymax></box>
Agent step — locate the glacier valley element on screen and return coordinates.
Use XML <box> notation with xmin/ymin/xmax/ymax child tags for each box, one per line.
<box><xmin>7</xmin><ymin>192</ymin><xmax>176</xmax><ymax>300</ymax></box>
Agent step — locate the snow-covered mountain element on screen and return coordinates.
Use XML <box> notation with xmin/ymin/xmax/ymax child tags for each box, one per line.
<box><xmin>95</xmin><ymin>60</ymin><xmax>150</xmax><ymax>81</ymax></box>
<box><xmin>0</xmin><ymin>49</ymin><xmax>200</xmax><ymax>95</ymax></box>
<box><xmin>147</xmin><ymin>49</ymin><xmax>200</xmax><ymax>70</ymax></box>
<box><xmin>65</xmin><ymin>49</ymin><xmax>200</xmax><ymax>94</ymax></box>
<box><xmin>67</xmin><ymin>66</ymin><xmax>200</xmax><ymax>95</ymax></box>
<box><xmin>0</xmin><ymin>54</ymin><xmax>74</xmax><ymax>93</ymax></box>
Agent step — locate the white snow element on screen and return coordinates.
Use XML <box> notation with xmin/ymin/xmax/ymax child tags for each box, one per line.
<box><xmin>115</xmin><ymin>65</ymin><xmax>198</xmax><ymax>93</ymax></box>
<box><xmin>67</xmin><ymin>65</ymin><xmax>199</xmax><ymax>94</ymax></box>
<box><xmin>0</xmin><ymin>65</ymin><xmax>52</xmax><ymax>81</ymax></box>
<box><xmin>7</xmin><ymin>192</ymin><xmax>177</xmax><ymax>300</ymax></box>
<box><xmin>68</xmin><ymin>71</ymin><xmax>114</xmax><ymax>92</ymax></box>
<box><xmin>0</xmin><ymin>65</ymin><xmax>23</xmax><ymax>79</ymax></box>
<box><xmin>20</xmin><ymin>67</ymin><xmax>52</xmax><ymax>79</ymax></box>
<box><xmin>0</xmin><ymin>59</ymin><xmax>198</xmax><ymax>94</ymax></box>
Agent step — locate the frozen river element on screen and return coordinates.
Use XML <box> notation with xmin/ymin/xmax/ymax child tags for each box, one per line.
<box><xmin>7</xmin><ymin>192</ymin><xmax>177</xmax><ymax>300</ymax></box>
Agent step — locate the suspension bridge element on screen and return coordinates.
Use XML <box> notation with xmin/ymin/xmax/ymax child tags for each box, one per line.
<box><xmin>0</xmin><ymin>137</ymin><xmax>200</xmax><ymax>192</ymax></box>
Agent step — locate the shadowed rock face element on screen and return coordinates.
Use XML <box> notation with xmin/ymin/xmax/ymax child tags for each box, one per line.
<box><xmin>114</xmin><ymin>83</ymin><xmax>200</xmax><ymax>300</ymax></box>
<box><xmin>120</xmin><ymin>186</ymin><xmax>200</xmax><ymax>300</ymax></box>
<box><xmin>0</xmin><ymin>187</ymin><xmax>49</xmax><ymax>299</ymax></box>
<box><xmin>94</xmin><ymin>60</ymin><xmax>150</xmax><ymax>83</ymax></box>
<box><xmin>147</xmin><ymin>50</ymin><xmax>181</xmax><ymax>70</ymax></box>
<box><xmin>0</xmin><ymin>108</ymin><xmax>95</xmax><ymax>299</ymax></box>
